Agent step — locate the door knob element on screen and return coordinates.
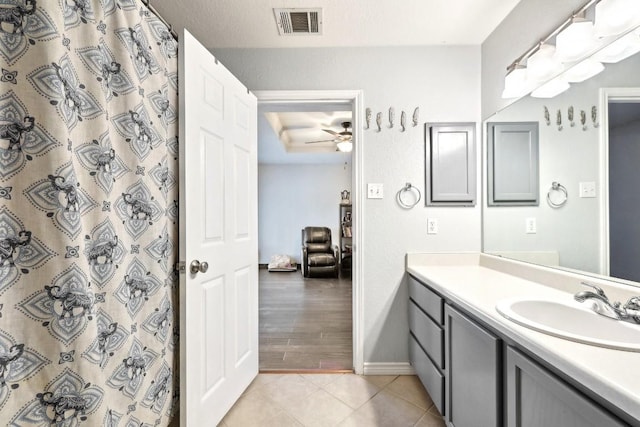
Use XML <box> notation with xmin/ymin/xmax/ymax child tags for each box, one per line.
<box><xmin>190</xmin><ymin>260</ymin><xmax>209</xmax><ymax>274</ymax></box>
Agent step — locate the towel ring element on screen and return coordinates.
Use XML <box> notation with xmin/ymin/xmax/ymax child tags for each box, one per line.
<box><xmin>547</xmin><ymin>182</ymin><xmax>568</xmax><ymax>208</ymax></box>
<box><xmin>396</xmin><ymin>183</ymin><xmax>421</xmax><ymax>209</ymax></box>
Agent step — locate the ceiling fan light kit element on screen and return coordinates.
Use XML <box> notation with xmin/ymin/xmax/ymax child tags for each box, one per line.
<box><xmin>304</xmin><ymin>121</ymin><xmax>353</xmax><ymax>152</ymax></box>
<box><xmin>336</xmin><ymin>140</ymin><xmax>353</xmax><ymax>152</ymax></box>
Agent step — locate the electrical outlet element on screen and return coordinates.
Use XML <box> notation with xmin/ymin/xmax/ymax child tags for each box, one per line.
<box><xmin>427</xmin><ymin>218</ymin><xmax>438</xmax><ymax>234</ymax></box>
<box><xmin>367</xmin><ymin>183</ymin><xmax>384</xmax><ymax>199</ymax></box>
<box><xmin>579</xmin><ymin>181</ymin><xmax>596</xmax><ymax>198</ymax></box>
<box><xmin>525</xmin><ymin>217</ymin><xmax>537</xmax><ymax>234</ymax></box>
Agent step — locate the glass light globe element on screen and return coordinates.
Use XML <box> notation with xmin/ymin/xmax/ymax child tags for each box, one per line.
<box><xmin>594</xmin><ymin>0</ymin><xmax>640</xmax><ymax>37</ymax></box>
<box><xmin>556</xmin><ymin>20</ymin><xmax>599</xmax><ymax>62</ymax></box>
<box><xmin>502</xmin><ymin>67</ymin><xmax>529</xmax><ymax>98</ymax></box>
<box><xmin>336</xmin><ymin>141</ymin><xmax>352</xmax><ymax>152</ymax></box>
<box><xmin>531</xmin><ymin>78</ymin><xmax>570</xmax><ymax>98</ymax></box>
<box><xmin>563</xmin><ymin>58</ymin><xmax>605</xmax><ymax>82</ymax></box>
<box><xmin>527</xmin><ymin>44</ymin><xmax>563</xmax><ymax>81</ymax></box>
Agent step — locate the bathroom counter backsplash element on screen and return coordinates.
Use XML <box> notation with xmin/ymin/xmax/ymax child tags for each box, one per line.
<box><xmin>406</xmin><ymin>252</ymin><xmax>640</xmax><ymax>423</ymax></box>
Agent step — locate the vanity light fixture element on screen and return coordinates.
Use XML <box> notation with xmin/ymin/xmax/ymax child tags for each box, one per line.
<box><xmin>527</xmin><ymin>44</ymin><xmax>564</xmax><ymax>81</ymax></box>
<box><xmin>531</xmin><ymin>77</ymin><xmax>571</xmax><ymax>98</ymax></box>
<box><xmin>594</xmin><ymin>0</ymin><xmax>640</xmax><ymax>37</ymax></box>
<box><xmin>592</xmin><ymin>28</ymin><xmax>640</xmax><ymax>62</ymax></box>
<box><xmin>563</xmin><ymin>58</ymin><xmax>605</xmax><ymax>82</ymax></box>
<box><xmin>555</xmin><ymin>17</ymin><xmax>598</xmax><ymax>62</ymax></box>
<box><xmin>501</xmin><ymin>64</ymin><xmax>530</xmax><ymax>98</ymax></box>
<box><xmin>501</xmin><ymin>0</ymin><xmax>640</xmax><ymax>99</ymax></box>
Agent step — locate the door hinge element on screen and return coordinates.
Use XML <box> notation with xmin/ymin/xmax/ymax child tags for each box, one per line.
<box><xmin>175</xmin><ymin>261</ymin><xmax>186</xmax><ymax>274</ymax></box>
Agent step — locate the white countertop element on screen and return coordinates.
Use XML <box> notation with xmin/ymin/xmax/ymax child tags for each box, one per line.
<box><xmin>406</xmin><ymin>253</ymin><xmax>640</xmax><ymax>424</ymax></box>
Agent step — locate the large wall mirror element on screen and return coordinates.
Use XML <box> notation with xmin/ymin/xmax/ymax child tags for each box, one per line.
<box><xmin>483</xmin><ymin>44</ymin><xmax>640</xmax><ymax>285</ymax></box>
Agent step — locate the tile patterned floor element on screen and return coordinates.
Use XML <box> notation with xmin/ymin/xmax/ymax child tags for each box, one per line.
<box><xmin>219</xmin><ymin>373</ymin><xmax>446</xmax><ymax>427</ymax></box>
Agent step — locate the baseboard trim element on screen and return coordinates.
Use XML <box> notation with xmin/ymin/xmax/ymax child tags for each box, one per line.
<box><xmin>363</xmin><ymin>362</ymin><xmax>415</xmax><ymax>376</ymax></box>
<box><xmin>260</xmin><ymin>369</ymin><xmax>353</xmax><ymax>374</ymax></box>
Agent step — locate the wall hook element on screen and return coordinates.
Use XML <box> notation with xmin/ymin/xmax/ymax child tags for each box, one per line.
<box><xmin>544</xmin><ymin>106</ymin><xmax>550</xmax><ymax>126</ymax></box>
<box><xmin>568</xmin><ymin>106</ymin><xmax>575</xmax><ymax>127</ymax></box>
<box><xmin>556</xmin><ymin>109</ymin><xmax>563</xmax><ymax>131</ymax></box>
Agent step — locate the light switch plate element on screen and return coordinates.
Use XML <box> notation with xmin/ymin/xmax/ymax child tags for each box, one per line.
<box><xmin>367</xmin><ymin>183</ymin><xmax>384</xmax><ymax>199</ymax></box>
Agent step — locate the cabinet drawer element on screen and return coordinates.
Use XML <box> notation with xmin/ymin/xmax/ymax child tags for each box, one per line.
<box><xmin>409</xmin><ymin>300</ymin><xmax>444</xmax><ymax>369</ymax></box>
<box><xmin>410</xmin><ymin>334</ymin><xmax>445</xmax><ymax>415</ymax></box>
<box><xmin>409</xmin><ymin>275</ymin><xmax>443</xmax><ymax>324</ymax></box>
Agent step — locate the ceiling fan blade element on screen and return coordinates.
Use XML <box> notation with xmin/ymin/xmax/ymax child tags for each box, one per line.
<box><xmin>323</xmin><ymin>129</ymin><xmax>339</xmax><ymax>136</ymax></box>
<box><xmin>304</xmin><ymin>139</ymin><xmax>335</xmax><ymax>144</ymax></box>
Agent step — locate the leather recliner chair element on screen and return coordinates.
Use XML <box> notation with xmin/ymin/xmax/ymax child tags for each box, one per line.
<box><xmin>301</xmin><ymin>226</ymin><xmax>339</xmax><ymax>277</ymax></box>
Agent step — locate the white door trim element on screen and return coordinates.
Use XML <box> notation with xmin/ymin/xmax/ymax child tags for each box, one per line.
<box><xmin>254</xmin><ymin>89</ymin><xmax>364</xmax><ymax>374</ymax></box>
<box><xmin>599</xmin><ymin>87</ymin><xmax>640</xmax><ymax>276</ymax></box>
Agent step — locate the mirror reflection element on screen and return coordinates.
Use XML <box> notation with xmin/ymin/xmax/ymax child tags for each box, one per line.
<box><xmin>483</xmin><ymin>50</ymin><xmax>640</xmax><ymax>284</ymax></box>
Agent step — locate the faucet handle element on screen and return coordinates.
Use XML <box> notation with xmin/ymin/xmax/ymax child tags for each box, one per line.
<box><xmin>624</xmin><ymin>296</ymin><xmax>640</xmax><ymax>311</ymax></box>
<box><xmin>580</xmin><ymin>282</ymin><xmax>607</xmax><ymax>298</ymax></box>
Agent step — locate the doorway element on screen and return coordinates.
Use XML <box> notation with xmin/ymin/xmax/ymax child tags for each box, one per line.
<box><xmin>600</xmin><ymin>88</ymin><xmax>640</xmax><ymax>280</ymax></box>
<box><xmin>255</xmin><ymin>90</ymin><xmax>363</xmax><ymax>373</ymax></box>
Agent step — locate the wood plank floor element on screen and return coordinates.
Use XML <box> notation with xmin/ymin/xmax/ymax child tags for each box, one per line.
<box><xmin>259</xmin><ymin>268</ymin><xmax>353</xmax><ymax>371</ymax></box>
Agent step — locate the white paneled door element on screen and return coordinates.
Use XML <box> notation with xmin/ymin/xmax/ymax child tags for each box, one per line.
<box><xmin>179</xmin><ymin>30</ymin><xmax>258</xmax><ymax>426</ymax></box>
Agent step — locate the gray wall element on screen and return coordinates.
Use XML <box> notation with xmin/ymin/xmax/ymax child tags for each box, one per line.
<box><xmin>213</xmin><ymin>46</ymin><xmax>482</xmax><ymax>365</ymax></box>
<box><xmin>258</xmin><ymin>163</ymin><xmax>351</xmax><ymax>265</ymax></box>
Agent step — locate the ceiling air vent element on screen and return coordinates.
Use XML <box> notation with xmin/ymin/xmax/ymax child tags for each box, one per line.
<box><xmin>273</xmin><ymin>8</ymin><xmax>323</xmax><ymax>36</ymax></box>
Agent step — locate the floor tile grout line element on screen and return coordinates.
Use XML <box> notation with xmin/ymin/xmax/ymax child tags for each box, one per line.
<box><xmin>380</xmin><ymin>378</ymin><xmax>437</xmax><ymax>413</ymax></box>
<box><xmin>226</xmin><ymin>373</ymin><xmax>442</xmax><ymax>427</ymax></box>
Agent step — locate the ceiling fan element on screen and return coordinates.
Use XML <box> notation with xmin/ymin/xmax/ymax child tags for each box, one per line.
<box><xmin>305</xmin><ymin>121</ymin><xmax>353</xmax><ymax>152</ymax></box>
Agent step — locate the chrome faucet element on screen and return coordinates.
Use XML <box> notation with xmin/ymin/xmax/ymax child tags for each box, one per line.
<box><xmin>574</xmin><ymin>283</ymin><xmax>621</xmax><ymax>320</ymax></box>
<box><xmin>574</xmin><ymin>282</ymin><xmax>640</xmax><ymax>324</ymax></box>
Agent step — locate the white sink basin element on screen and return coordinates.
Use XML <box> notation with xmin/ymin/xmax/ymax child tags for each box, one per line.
<box><xmin>495</xmin><ymin>298</ymin><xmax>640</xmax><ymax>352</ymax></box>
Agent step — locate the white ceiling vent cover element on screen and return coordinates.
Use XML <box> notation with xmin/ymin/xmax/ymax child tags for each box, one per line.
<box><xmin>273</xmin><ymin>8</ymin><xmax>323</xmax><ymax>36</ymax></box>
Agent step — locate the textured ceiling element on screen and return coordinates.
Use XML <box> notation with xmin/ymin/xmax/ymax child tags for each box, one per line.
<box><xmin>258</xmin><ymin>104</ymin><xmax>353</xmax><ymax>165</ymax></box>
<box><xmin>263</xmin><ymin>111</ymin><xmax>353</xmax><ymax>150</ymax></box>
<box><xmin>151</xmin><ymin>0</ymin><xmax>522</xmax><ymax>49</ymax></box>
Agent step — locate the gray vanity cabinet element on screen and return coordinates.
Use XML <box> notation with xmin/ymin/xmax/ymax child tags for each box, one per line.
<box><xmin>445</xmin><ymin>304</ymin><xmax>501</xmax><ymax>427</ymax></box>
<box><xmin>408</xmin><ymin>275</ymin><xmax>445</xmax><ymax>415</ymax></box>
<box><xmin>408</xmin><ymin>274</ymin><xmax>631</xmax><ymax>427</ymax></box>
<box><xmin>505</xmin><ymin>347</ymin><xmax>627</xmax><ymax>427</ymax></box>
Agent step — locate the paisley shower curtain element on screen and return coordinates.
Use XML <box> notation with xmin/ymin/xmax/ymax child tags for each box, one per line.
<box><xmin>0</xmin><ymin>0</ymin><xmax>179</xmax><ymax>425</ymax></box>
